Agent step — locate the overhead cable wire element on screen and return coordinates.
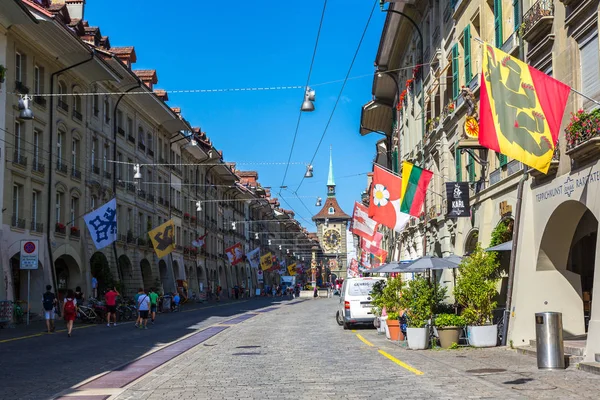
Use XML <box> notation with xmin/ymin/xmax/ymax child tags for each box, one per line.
<box><xmin>295</xmin><ymin>0</ymin><xmax>378</xmax><ymax>194</ymax></box>
<box><xmin>279</xmin><ymin>0</ymin><xmax>329</xmax><ymax>192</ymax></box>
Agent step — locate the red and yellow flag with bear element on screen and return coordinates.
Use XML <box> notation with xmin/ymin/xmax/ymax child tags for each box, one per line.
<box><xmin>479</xmin><ymin>43</ymin><xmax>570</xmax><ymax>173</ymax></box>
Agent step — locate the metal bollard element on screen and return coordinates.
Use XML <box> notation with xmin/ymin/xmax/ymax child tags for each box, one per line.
<box><xmin>535</xmin><ymin>312</ymin><xmax>565</xmax><ymax>369</ymax></box>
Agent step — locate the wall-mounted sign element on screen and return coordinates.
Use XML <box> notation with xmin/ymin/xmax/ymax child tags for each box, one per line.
<box><xmin>446</xmin><ymin>182</ymin><xmax>470</xmax><ymax>218</ymax></box>
<box><xmin>20</xmin><ymin>240</ymin><xmax>39</xmax><ymax>270</ymax></box>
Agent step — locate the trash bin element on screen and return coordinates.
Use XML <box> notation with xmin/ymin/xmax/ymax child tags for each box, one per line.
<box><xmin>535</xmin><ymin>312</ymin><xmax>565</xmax><ymax>369</ymax></box>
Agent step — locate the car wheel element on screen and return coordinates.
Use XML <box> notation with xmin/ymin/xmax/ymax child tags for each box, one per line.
<box><xmin>336</xmin><ymin>310</ymin><xmax>344</xmax><ymax>326</ymax></box>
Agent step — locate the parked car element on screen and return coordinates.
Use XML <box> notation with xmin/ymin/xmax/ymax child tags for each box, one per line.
<box><xmin>336</xmin><ymin>277</ymin><xmax>386</xmax><ymax>330</ymax></box>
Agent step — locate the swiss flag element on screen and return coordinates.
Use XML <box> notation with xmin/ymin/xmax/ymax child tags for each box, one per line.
<box><xmin>368</xmin><ymin>166</ymin><xmax>410</xmax><ymax>232</ymax></box>
<box><xmin>362</xmin><ymin>233</ymin><xmax>382</xmax><ymax>253</ymax></box>
<box><xmin>351</xmin><ymin>202</ymin><xmax>379</xmax><ymax>240</ymax></box>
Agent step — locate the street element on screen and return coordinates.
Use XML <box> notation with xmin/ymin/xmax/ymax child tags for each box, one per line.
<box><xmin>3</xmin><ymin>297</ymin><xmax>599</xmax><ymax>400</ymax></box>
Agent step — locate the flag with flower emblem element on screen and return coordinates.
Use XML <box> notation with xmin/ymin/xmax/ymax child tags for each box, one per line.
<box><xmin>368</xmin><ymin>165</ymin><xmax>410</xmax><ymax>232</ymax></box>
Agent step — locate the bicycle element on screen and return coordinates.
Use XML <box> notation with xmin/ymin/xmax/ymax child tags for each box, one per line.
<box><xmin>77</xmin><ymin>305</ymin><xmax>99</xmax><ymax>323</ymax></box>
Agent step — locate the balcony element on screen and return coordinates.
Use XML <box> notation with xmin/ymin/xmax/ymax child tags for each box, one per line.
<box><xmin>55</xmin><ymin>223</ymin><xmax>67</xmax><ymax>235</ymax></box>
<box><xmin>126</xmin><ymin>183</ymin><xmax>136</xmax><ymax>193</ymax></box>
<box><xmin>30</xmin><ymin>221</ymin><xmax>43</xmax><ymax>233</ymax></box>
<box><xmin>118</xmin><ymin>234</ymin><xmax>127</xmax><ymax>243</ymax></box>
<box><xmin>159</xmin><ymin>157</ymin><xmax>165</xmax><ymax>164</ymax></box>
<box><xmin>127</xmin><ymin>135</ymin><xmax>135</xmax><ymax>144</ymax></box>
<box><xmin>158</xmin><ymin>196</ymin><xmax>164</xmax><ymax>205</ymax></box>
<box><xmin>72</xmin><ymin>109</ymin><xmax>82</xmax><ymax>122</ymax></box>
<box><xmin>118</xmin><ymin>127</ymin><xmax>125</xmax><ymax>136</ymax></box>
<box><xmin>104</xmin><ymin>170</ymin><xmax>111</xmax><ymax>179</ymax></box>
<box><xmin>32</xmin><ymin>160</ymin><xmax>45</xmax><ymax>174</ymax></box>
<box><xmin>137</xmin><ymin>189</ymin><xmax>146</xmax><ymax>199</ymax></box>
<box><xmin>12</xmin><ymin>151</ymin><xmax>27</xmax><ymax>167</ymax></box>
<box><xmin>71</xmin><ymin>167</ymin><xmax>82</xmax><ymax>180</ymax></box>
<box><xmin>126</xmin><ymin>232</ymin><xmax>136</xmax><ymax>244</ymax></box>
<box><xmin>522</xmin><ymin>0</ymin><xmax>555</xmax><ymax>43</ymax></box>
<box><xmin>11</xmin><ymin>215</ymin><xmax>25</xmax><ymax>229</ymax></box>
<box><xmin>58</xmin><ymin>99</ymin><xmax>69</xmax><ymax>113</ymax></box>
<box><xmin>15</xmin><ymin>81</ymin><xmax>29</xmax><ymax>94</ymax></box>
<box><xmin>147</xmin><ymin>193</ymin><xmax>155</xmax><ymax>203</ymax></box>
<box><xmin>34</xmin><ymin>96</ymin><xmax>47</xmax><ymax>108</ymax></box>
<box><xmin>165</xmin><ymin>200</ymin><xmax>170</xmax><ymax>208</ymax></box>
<box><xmin>148</xmin><ymin>149</ymin><xmax>154</xmax><ymax>158</ymax></box>
<box><xmin>56</xmin><ymin>161</ymin><xmax>67</xmax><ymax>174</ymax></box>
<box><xmin>70</xmin><ymin>227</ymin><xmax>81</xmax><ymax>238</ymax></box>
<box><xmin>138</xmin><ymin>142</ymin><xmax>146</xmax><ymax>151</ymax></box>
<box><xmin>92</xmin><ymin>165</ymin><xmax>100</xmax><ymax>175</ymax></box>
<box><xmin>501</xmin><ymin>31</ymin><xmax>519</xmax><ymax>57</ymax></box>
<box><xmin>117</xmin><ymin>180</ymin><xmax>126</xmax><ymax>188</ymax></box>
<box><xmin>137</xmin><ymin>237</ymin><xmax>147</xmax><ymax>247</ymax></box>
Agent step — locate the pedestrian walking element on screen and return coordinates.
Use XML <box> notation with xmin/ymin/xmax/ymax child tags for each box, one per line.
<box><xmin>136</xmin><ymin>290</ymin><xmax>151</xmax><ymax>329</ymax></box>
<box><xmin>42</xmin><ymin>285</ymin><xmax>57</xmax><ymax>333</ymax></box>
<box><xmin>216</xmin><ymin>285</ymin><xmax>221</xmax><ymax>302</ymax></box>
<box><xmin>62</xmin><ymin>289</ymin><xmax>77</xmax><ymax>337</ymax></box>
<box><xmin>91</xmin><ymin>276</ymin><xmax>98</xmax><ymax>299</ymax></box>
<box><xmin>149</xmin><ymin>288</ymin><xmax>159</xmax><ymax>324</ymax></box>
<box><xmin>134</xmin><ymin>288</ymin><xmax>145</xmax><ymax>327</ymax></box>
<box><xmin>234</xmin><ymin>284</ymin><xmax>239</xmax><ymax>300</ymax></box>
<box><xmin>173</xmin><ymin>292</ymin><xmax>181</xmax><ymax>311</ymax></box>
<box><xmin>75</xmin><ymin>286</ymin><xmax>85</xmax><ymax>303</ymax></box>
<box><xmin>105</xmin><ymin>287</ymin><xmax>119</xmax><ymax>327</ymax></box>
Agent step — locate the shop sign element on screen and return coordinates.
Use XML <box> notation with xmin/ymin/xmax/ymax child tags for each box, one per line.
<box><xmin>445</xmin><ymin>182</ymin><xmax>470</xmax><ymax>217</ymax></box>
<box><xmin>536</xmin><ymin>170</ymin><xmax>600</xmax><ymax>202</ymax></box>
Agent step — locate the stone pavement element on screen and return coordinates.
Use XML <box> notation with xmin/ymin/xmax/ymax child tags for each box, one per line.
<box><xmin>103</xmin><ymin>297</ymin><xmax>600</xmax><ymax>400</ymax></box>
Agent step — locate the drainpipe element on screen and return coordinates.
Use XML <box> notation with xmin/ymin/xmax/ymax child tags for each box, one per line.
<box><xmin>112</xmin><ymin>81</ymin><xmax>141</xmax><ymax>285</ymax></box>
<box><xmin>46</xmin><ymin>52</ymin><xmax>94</xmax><ymax>297</ymax></box>
<box><xmin>502</xmin><ymin>27</ymin><xmax>529</xmax><ymax>345</ymax></box>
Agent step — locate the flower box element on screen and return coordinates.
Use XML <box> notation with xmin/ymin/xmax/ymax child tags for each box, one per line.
<box><xmin>565</xmin><ymin>109</ymin><xmax>600</xmax><ymax>165</ymax></box>
<box><xmin>55</xmin><ymin>223</ymin><xmax>66</xmax><ymax>234</ymax></box>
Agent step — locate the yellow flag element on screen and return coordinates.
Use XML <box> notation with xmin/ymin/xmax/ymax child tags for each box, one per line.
<box><xmin>287</xmin><ymin>263</ymin><xmax>297</xmax><ymax>276</ymax></box>
<box><xmin>260</xmin><ymin>252</ymin><xmax>272</xmax><ymax>271</ymax></box>
<box><xmin>148</xmin><ymin>219</ymin><xmax>176</xmax><ymax>258</ymax></box>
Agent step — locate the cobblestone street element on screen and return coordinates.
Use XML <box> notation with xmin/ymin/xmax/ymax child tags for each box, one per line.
<box><xmin>61</xmin><ymin>298</ymin><xmax>599</xmax><ymax>400</ymax></box>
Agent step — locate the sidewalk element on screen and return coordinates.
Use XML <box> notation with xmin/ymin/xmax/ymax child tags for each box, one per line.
<box><xmin>0</xmin><ymin>295</ymin><xmax>252</xmax><ymax>342</ymax></box>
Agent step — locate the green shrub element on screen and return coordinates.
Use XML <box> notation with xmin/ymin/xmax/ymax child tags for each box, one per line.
<box><xmin>434</xmin><ymin>313</ymin><xmax>466</xmax><ymax>327</ymax></box>
<box><xmin>398</xmin><ymin>276</ymin><xmax>435</xmax><ymax>328</ymax></box>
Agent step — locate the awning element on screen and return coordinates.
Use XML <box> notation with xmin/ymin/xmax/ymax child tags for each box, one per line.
<box><xmin>486</xmin><ymin>240</ymin><xmax>513</xmax><ymax>252</ymax></box>
<box><xmin>360</xmin><ymin>101</ymin><xmax>393</xmax><ymax>136</ymax></box>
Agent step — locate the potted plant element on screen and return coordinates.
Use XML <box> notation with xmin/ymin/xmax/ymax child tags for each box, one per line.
<box><xmin>373</xmin><ymin>276</ymin><xmax>404</xmax><ymax>341</ymax></box>
<box><xmin>434</xmin><ymin>314</ymin><xmax>466</xmax><ymax>349</ymax></box>
<box><xmin>454</xmin><ymin>243</ymin><xmax>500</xmax><ymax>347</ymax></box>
<box><xmin>399</xmin><ymin>276</ymin><xmax>436</xmax><ymax>350</ymax></box>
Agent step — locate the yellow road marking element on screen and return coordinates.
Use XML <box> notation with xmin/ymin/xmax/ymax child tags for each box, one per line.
<box><xmin>351</xmin><ymin>329</ymin><xmax>357</xmax><ymax>333</ymax></box>
<box><xmin>378</xmin><ymin>350</ymin><xmax>424</xmax><ymax>375</ymax></box>
<box><xmin>0</xmin><ymin>323</ymin><xmax>96</xmax><ymax>343</ymax></box>
<box><xmin>356</xmin><ymin>334</ymin><xmax>373</xmax><ymax>347</ymax></box>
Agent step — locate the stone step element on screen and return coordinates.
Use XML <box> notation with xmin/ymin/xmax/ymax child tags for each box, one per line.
<box><xmin>579</xmin><ymin>362</ymin><xmax>600</xmax><ymax>376</ymax></box>
<box><xmin>515</xmin><ymin>346</ymin><xmax>583</xmax><ymax>368</ymax></box>
<box><xmin>529</xmin><ymin>340</ymin><xmax>585</xmax><ymax>356</ymax></box>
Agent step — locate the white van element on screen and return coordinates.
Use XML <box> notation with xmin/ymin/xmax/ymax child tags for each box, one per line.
<box><xmin>335</xmin><ymin>277</ymin><xmax>386</xmax><ymax>329</ymax></box>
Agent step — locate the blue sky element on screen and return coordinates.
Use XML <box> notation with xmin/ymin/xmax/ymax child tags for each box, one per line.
<box><xmin>87</xmin><ymin>0</ymin><xmax>385</xmax><ymax>230</ymax></box>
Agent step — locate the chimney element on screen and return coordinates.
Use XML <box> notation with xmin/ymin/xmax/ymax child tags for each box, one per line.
<box><xmin>65</xmin><ymin>0</ymin><xmax>85</xmax><ymax>20</ymax></box>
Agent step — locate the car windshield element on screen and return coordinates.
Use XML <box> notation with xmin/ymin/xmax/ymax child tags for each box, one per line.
<box><xmin>348</xmin><ymin>280</ymin><xmax>379</xmax><ymax>296</ymax></box>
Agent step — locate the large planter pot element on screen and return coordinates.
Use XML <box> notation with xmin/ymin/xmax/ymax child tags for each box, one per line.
<box><xmin>467</xmin><ymin>324</ymin><xmax>498</xmax><ymax>347</ymax></box>
<box><xmin>437</xmin><ymin>326</ymin><xmax>462</xmax><ymax>349</ymax></box>
<box><xmin>386</xmin><ymin>319</ymin><xmax>405</xmax><ymax>341</ymax></box>
<box><xmin>406</xmin><ymin>327</ymin><xmax>429</xmax><ymax>350</ymax></box>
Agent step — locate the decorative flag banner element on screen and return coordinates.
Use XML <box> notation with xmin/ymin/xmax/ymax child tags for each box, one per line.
<box><xmin>360</xmin><ymin>248</ymin><xmax>371</xmax><ymax>268</ymax></box>
<box><xmin>351</xmin><ymin>201</ymin><xmax>379</xmax><ymax>240</ymax></box>
<box><xmin>269</xmin><ymin>255</ymin><xmax>280</xmax><ymax>272</ymax></box>
<box><xmin>348</xmin><ymin>258</ymin><xmax>359</xmax><ymax>277</ymax></box>
<box><xmin>287</xmin><ymin>263</ymin><xmax>297</xmax><ymax>276</ymax></box>
<box><xmin>371</xmin><ymin>248</ymin><xmax>388</xmax><ymax>267</ymax></box>
<box><xmin>278</xmin><ymin>260</ymin><xmax>287</xmax><ymax>276</ymax></box>
<box><xmin>296</xmin><ymin>264</ymin><xmax>304</xmax><ymax>274</ymax></box>
<box><xmin>401</xmin><ymin>161</ymin><xmax>433</xmax><ymax>217</ymax></box>
<box><xmin>84</xmin><ymin>198</ymin><xmax>117</xmax><ymax>250</ymax></box>
<box><xmin>148</xmin><ymin>219</ymin><xmax>176</xmax><ymax>258</ymax></box>
<box><xmin>247</xmin><ymin>248</ymin><xmax>261</xmax><ymax>269</ymax></box>
<box><xmin>362</xmin><ymin>232</ymin><xmax>383</xmax><ymax>254</ymax></box>
<box><xmin>479</xmin><ymin>43</ymin><xmax>570</xmax><ymax>173</ymax></box>
<box><xmin>260</xmin><ymin>253</ymin><xmax>272</xmax><ymax>271</ymax></box>
<box><xmin>192</xmin><ymin>233</ymin><xmax>207</xmax><ymax>248</ymax></box>
<box><xmin>446</xmin><ymin>182</ymin><xmax>471</xmax><ymax>217</ymax></box>
<box><xmin>225</xmin><ymin>243</ymin><xmax>244</xmax><ymax>265</ymax></box>
<box><xmin>368</xmin><ymin>165</ymin><xmax>410</xmax><ymax>232</ymax></box>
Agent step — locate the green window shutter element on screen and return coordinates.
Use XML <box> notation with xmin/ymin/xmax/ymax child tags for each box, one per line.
<box><xmin>513</xmin><ymin>0</ymin><xmax>521</xmax><ymax>32</ymax></box>
<box><xmin>392</xmin><ymin>147</ymin><xmax>398</xmax><ymax>173</ymax></box>
<box><xmin>452</xmin><ymin>44</ymin><xmax>459</xmax><ymax>100</ymax></box>
<box><xmin>455</xmin><ymin>147</ymin><xmax>462</xmax><ymax>182</ymax></box>
<box><xmin>464</xmin><ymin>25</ymin><xmax>472</xmax><ymax>85</ymax></box>
<box><xmin>468</xmin><ymin>154</ymin><xmax>476</xmax><ymax>182</ymax></box>
<box><xmin>494</xmin><ymin>0</ymin><xmax>503</xmax><ymax>48</ymax></box>
<box><xmin>499</xmin><ymin>153</ymin><xmax>508</xmax><ymax>167</ymax></box>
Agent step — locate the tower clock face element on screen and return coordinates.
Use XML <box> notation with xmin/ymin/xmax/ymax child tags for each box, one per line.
<box><xmin>323</xmin><ymin>229</ymin><xmax>341</xmax><ymax>250</ymax></box>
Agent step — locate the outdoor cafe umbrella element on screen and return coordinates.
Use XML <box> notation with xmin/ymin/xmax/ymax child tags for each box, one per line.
<box><xmin>368</xmin><ymin>262</ymin><xmax>407</xmax><ymax>274</ymax></box>
<box><xmin>485</xmin><ymin>240</ymin><xmax>513</xmax><ymax>252</ymax></box>
<box><xmin>392</xmin><ymin>255</ymin><xmax>461</xmax><ymax>273</ymax></box>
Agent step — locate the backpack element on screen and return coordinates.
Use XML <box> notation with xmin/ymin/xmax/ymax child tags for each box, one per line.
<box><xmin>43</xmin><ymin>292</ymin><xmax>55</xmax><ymax>311</ymax></box>
<box><xmin>64</xmin><ymin>298</ymin><xmax>76</xmax><ymax>315</ymax></box>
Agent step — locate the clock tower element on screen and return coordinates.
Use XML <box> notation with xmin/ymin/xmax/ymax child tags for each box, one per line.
<box><xmin>312</xmin><ymin>147</ymin><xmax>351</xmax><ymax>283</ymax></box>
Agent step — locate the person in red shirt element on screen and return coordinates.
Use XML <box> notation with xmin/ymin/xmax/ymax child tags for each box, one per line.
<box><xmin>105</xmin><ymin>287</ymin><xmax>119</xmax><ymax>327</ymax></box>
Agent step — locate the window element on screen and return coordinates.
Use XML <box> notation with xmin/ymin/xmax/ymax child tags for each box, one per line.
<box><xmin>91</xmin><ymin>138</ymin><xmax>97</xmax><ymax>171</ymax></box>
<box><xmin>451</xmin><ymin>44</ymin><xmax>459</xmax><ymax>100</ymax></box>
<box><xmin>103</xmin><ymin>97</ymin><xmax>110</xmax><ymax>123</ymax></box>
<box><xmin>580</xmin><ymin>34</ymin><xmax>600</xmax><ymax>111</ymax></box>
<box><xmin>73</xmin><ymin>93</ymin><xmax>82</xmax><ymax>119</ymax></box>
<box><xmin>70</xmin><ymin>196</ymin><xmax>79</xmax><ymax>226</ymax></box>
<box><xmin>14</xmin><ymin>120</ymin><xmax>22</xmax><ymax>157</ymax></box>
<box><xmin>138</xmin><ymin>212</ymin><xmax>143</xmax><ymax>236</ymax></box>
<box><xmin>513</xmin><ymin>0</ymin><xmax>521</xmax><ymax>32</ymax></box>
<box><xmin>117</xmin><ymin>109</ymin><xmax>123</xmax><ymax>132</ymax></box>
<box><xmin>58</xmin><ymin>81</ymin><xmax>67</xmax><ymax>109</ymax></box>
<box><xmin>15</xmin><ymin>52</ymin><xmax>23</xmax><ymax>83</ymax></box>
<box><xmin>13</xmin><ymin>184</ymin><xmax>22</xmax><ymax>220</ymax></box>
<box><xmin>467</xmin><ymin>154</ymin><xmax>476</xmax><ymax>182</ymax></box>
<box><xmin>127</xmin><ymin>158</ymin><xmax>133</xmax><ymax>181</ymax></box>
<box><xmin>127</xmin><ymin>117</ymin><xmax>133</xmax><ymax>136</ymax></box>
<box><xmin>494</xmin><ymin>0</ymin><xmax>503</xmax><ymax>48</ymax></box>
<box><xmin>93</xmin><ymin>94</ymin><xmax>99</xmax><ymax>117</ymax></box>
<box><xmin>91</xmin><ymin>196</ymin><xmax>96</xmax><ymax>210</ymax></box>
<box><xmin>103</xmin><ymin>144</ymin><xmax>108</xmax><ymax>172</ymax></box>
<box><xmin>117</xmin><ymin>152</ymin><xmax>123</xmax><ymax>179</ymax></box>
<box><xmin>328</xmin><ymin>207</ymin><xmax>335</xmax><ymax>215</ymax></box>
<box><xmin>57</xmin><ymin>130</ymin><xmax>64</xmax><ymax>166</ymax></box>
<box><xmin>127</xmin><ymin>208</ymin><xmax>133</xmax><ymax>231</ymax></box>
<box><xmin>158</xmin><ymin>138</ymin><xmax>163</xmax><ymax>158</ymax></box>
<box><xmin>147</xmin><ymin>132</ymin><xmax>153</xmax><ymax>152</ymax></box>
<box><xmin>34</xmin><ymin>65</ymin><xmax>44</xmax><ymax>94</ymax></box>
<box><xmin>71</xmin><ymin>138</ymin><xmax>79</xmax><ymax>169</ymax></box>
<box><xmin>455</xmin><ymin>147</ymin><xmax>462</xmax><ymax>181</ymax></box>
<box><xmin>32</xmin><ymin>190</ymin><xmax>39</xmax><ymax>226</ymax></box>
<box><xmin>463</xmin><ymin>25</ymin><xmax>472</xmax><ymax>85</ymax></box>
<box><xmin>33</xmin><ymin>129</ymin><xmax>41</xmax><ymax>167</ymax></box>
<box><xmin>147</xmin><ymin>216</ymin><xmax>152</xmax><ymax>232</ymax></box>
<box><xmin>55</xmin><ymin>192</ymin><xmax>63</xmax><ymax>223</ymax></box>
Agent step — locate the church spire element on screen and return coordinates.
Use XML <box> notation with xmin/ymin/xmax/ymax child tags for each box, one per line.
<box><xmin>327</xmin><ymin>145</ymin><xmax>335</xmax><ymax>197</ymax></box>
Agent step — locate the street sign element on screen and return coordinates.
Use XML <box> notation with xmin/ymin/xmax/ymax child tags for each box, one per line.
<box><xmin>20</xmin><ymin>240</ymin><xmax>39</xmax><ymax>270</ymax></box>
